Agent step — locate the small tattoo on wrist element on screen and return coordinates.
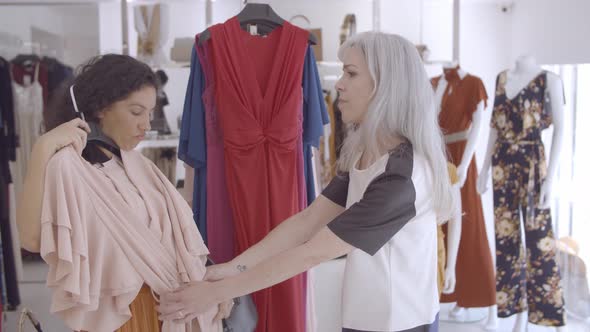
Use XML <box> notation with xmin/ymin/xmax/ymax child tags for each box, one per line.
<box><xmin>237</xmin><ymin>265</ymin><xmax>247</xmax><ymax>272</ymax></box>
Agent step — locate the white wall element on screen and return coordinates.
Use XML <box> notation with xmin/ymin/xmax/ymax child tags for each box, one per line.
<box><xmin>0</xmin><ymin>6</ymin><xmax>63</xmax><ymax>47</ymax></box>
<box><xmin>0</xmin><ymin>5</ymin><xmax>99</xmax><ymax>67</ymax></box>
<box><xmin>212</xmin><ymin>0</ymin><xmax>241</xmax><ymax>25</ymax></box>
<box><xmin>56</xmin><ymin>5</ymin><xmax>100</xmax><ymax>66</ymax></box>
<box><xmin>511</xmin><ymin>0</ymin><xmax>590</xmax><ymax>65</ymax></box>
<box><xmin>422</xmin><ymin>0</ymin><xmax>453</xmax><ymax>61</ymax></box>
<box><xmin>379</xmin><ymin>0</ymin><xmax>420</xmax><ymax>43</ymax></box>
<box><xmin>98</xmin><ymin>2</ymin><xmax>123</xmax><ymax>54</ymax></box>
<box><xmin>459</xmin><ymin>2</ymin><xmax>513</xmax><ymax>252</ymax></box>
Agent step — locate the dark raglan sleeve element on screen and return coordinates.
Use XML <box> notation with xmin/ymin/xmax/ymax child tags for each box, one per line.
<box><xmin>327</xmin><ymin>150</ymin><xmax>417</xmax><ymax>256</ymax></box>
<box><xmin>321</xmin><ymin>172</ymin><xmax>350</xmax><ymax>208</ymax></box>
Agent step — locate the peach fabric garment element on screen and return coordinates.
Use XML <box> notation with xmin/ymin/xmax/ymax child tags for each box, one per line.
<box><xmin>432</xmin><ymin>68</ymin><xmax>496</xmax><ymax>307</ymax></box>
<box><xmin>40</xmin><ymin>146</ymin><xmax>221</xmax><ymax>332</ymax></box>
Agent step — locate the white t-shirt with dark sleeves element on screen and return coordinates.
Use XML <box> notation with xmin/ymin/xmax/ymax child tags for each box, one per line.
<box><xmin>322</xmin><ymin>142</ymin><xmax>439</xmax><ymax>331</ymax></box>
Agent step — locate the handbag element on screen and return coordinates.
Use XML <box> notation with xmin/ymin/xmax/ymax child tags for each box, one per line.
<box><xmin>206</xmin><ymin>258</ymin><xmax>258</xmax><ymax>332</ymax></box>
<box><xmin>18</xmin><ymin>308</ymin><xmax>43</xmax><ymax>332</ymax></box>
<box><xmin>170</xmin><ymin>37</ymin><xmax>194</xmax><ymax>63</ymax></box>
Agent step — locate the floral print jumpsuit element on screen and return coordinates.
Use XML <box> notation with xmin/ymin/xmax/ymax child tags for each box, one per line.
<box><xmin>491</xmin><ymin>70</ymin><xmax>565</xmax><ymax>326</ymax></box>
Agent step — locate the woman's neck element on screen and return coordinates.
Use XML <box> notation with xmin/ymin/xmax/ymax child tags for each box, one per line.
<box><xmin>382</xmin><ymin>136</ymin><xmax>405</xmax><ymax>153</ymax></box>
<box><xmin>359</xmin><ymin>136</ymin><xmax>404</xmax><ymax>169</ymax></box>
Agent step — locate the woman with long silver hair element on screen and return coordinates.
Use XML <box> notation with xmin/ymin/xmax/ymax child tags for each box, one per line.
<box><xmin>158</xmin><ymin>32</ymin><xmax>456</xmax><ymax>332</ymax></box>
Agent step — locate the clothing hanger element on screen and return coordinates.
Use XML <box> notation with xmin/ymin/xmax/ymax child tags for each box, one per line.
<box><xmin>86</xmin><ymin>122</ymin><xmax>122</xmax><ymax>158</ymax></box>
<box><xmin>289</xmin><ymin>14</ymin><xmax>311</xmax><ymax>27</ymax></box>
<box><xmin>70</xmin><ymin>85</ymin><xmax>122</xmax><ymax>158</ymax></box>
<box><xmin>198</xmin><ymin>2</ymin><xmax>317</xmax><ymax>45</ymax></box>
<box><xmin>12</xmin><ymin>54</ymin><xmax>40</xmax><ymax>66</ymax></box>
<box><xmin>12</xmin><ymin>41</ymin><xmax>41</xmax><ymax>70</ymax></box>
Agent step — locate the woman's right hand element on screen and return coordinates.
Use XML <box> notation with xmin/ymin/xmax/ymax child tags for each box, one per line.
<box><xmin>37</xmin><ymin>118</ymin><xmax>91</xmax><ymax>156</ymax></box>
<box><xmin>204</xmin><ymin>263</ymin><xmax>241</xmax><ymax>322</ymax></box>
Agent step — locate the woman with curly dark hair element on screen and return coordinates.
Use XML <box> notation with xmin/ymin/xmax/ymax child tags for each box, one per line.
<box><xmin>16</xmin><ymin>54</ymin><xmax>226</xmax><ymax>332</ymax></box>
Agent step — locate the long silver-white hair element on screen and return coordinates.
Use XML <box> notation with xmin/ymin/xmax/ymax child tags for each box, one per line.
<box><xmin>337</xmin><ymin>32</ymin><xmax>455</xmax><ymax>222</ymax></box>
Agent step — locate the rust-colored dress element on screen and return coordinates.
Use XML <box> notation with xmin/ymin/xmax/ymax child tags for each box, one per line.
<box><xmin>432</xmin><ymin>68</ymin><xmax>496</xmax><ymax>307</ymax></box>
<box><xmin>80</xmin><ymin>285</ymin><xmax>161</xmax><ymax>332</ymax></box>
<box><xmin>116</xmin><ymin>285</ymin><xmax>161</xmax><ymax>332</ymax></box>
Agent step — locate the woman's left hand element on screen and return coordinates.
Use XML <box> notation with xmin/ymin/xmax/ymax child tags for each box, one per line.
<box><xmin>158</xmin><ymin>281</ymin><xmax>231</xmax><ymax>323</ymax></box>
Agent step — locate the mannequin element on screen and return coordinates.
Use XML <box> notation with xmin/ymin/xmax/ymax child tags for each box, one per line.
<box><xmin>477</xmin><ymin>55</ymin><xmax>566</xmax><ymax>332</ymax></box>
<box><xmin>442</xmin><ymin>180</ymin><xmax>462</xmax><ymax>295</ymax></box>
<box><xmin>433</xmin><ymin>62</ymin><xmax>497</xmax><ymax>330</ymax></box>
<box><xmin>437</xmin><ymin>64</ymin><xmax>469</xmax><ymax>292</ymax></box>
<box><xmin>438</xmin><ymin>62</ymin><xmax>484</xmax><ymax>187</ymax></box>
<box><xmin>134</xmin><ymin>3</ymin><xmax>170</xmax><ymax>67</ymax></box>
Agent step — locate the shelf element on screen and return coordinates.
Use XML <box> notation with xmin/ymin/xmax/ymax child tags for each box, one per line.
<box><xmin>135</xmin><ymin>137</ymin><xmax>179</xmax><ymax>150</ymax></box>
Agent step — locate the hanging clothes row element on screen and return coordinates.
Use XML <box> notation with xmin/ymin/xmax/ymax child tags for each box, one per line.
<box><xmin>0</xmin><ymin>54</ymin><xmax>73</xmax><ymax>312</ymax></box>
<box><xmin>6</xmin><ymin>54</ymin><xmax>73</xmax><ymax>195</ymax></box>
<box><xmin>11</xmin><ymin>58</ymin><xmax>44</xmax><ymax>200</ymax></box>
<box><xmin>0</xmin><ymin>54</ymin><xmax>20</xmax><ymax>311</ymax></box>
<box><xmin>178</xmin><ymin>16</ymin><xmax>328</xmax><ymax>332</ymax></box>
<box><xmin>316</xmin><ymin>91</ymin><xmax>340</xmax><ymax>190</ymax></box>
<box><xmin>314</xmin><ymin>91</ymin><xmax>348</xmax><ymax>191</ymax></box>
<box><xmin>0</xmin><ymin>55</ymin><xmax>21</xmax><ymax>312</ymax></box>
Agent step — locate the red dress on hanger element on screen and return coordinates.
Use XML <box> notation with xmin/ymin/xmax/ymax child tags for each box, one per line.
<box><xmin>209</xmin><ymin>17</ymin><xmax>309</xmax><ymax>332</ymax></box>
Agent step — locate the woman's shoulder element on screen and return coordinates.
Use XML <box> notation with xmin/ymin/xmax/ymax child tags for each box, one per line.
<box><xmin>383</xmin><ymin>141</ymin><xmax>414</xmax><ymax>178</ymax></box>
<box><xmin>387</xmin><ymin>140</ymin><xmax>413</xmax><ymax>159</ymax></box>
<box><xmin>383</xmin><ymin>141</ymin><xmax>432</xmax><ymax>182</ymax></box>
<box><xmin>44</xmin><ymin>147</ymin><xmax>92</xmax><ymax>194</ymax></box>
<box><xmin>46</xmin><ymin>146</ymin><xmax>83</xmax><ymax>173</ymax></box>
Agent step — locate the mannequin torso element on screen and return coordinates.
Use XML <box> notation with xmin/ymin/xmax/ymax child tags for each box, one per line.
<box><xmin>504</xmin><ymin>55</ymin><xmax>544</xmax><ymax>100</ymax></box>
<box><xmin>434</xmin><ymin>66</ymin><xmax>485</xmax><ymax>184</ymax></box>
<box><xmin>478</xmin><ymin>55</ymin><xmax>565</xmax><ymax>208</ymax></box>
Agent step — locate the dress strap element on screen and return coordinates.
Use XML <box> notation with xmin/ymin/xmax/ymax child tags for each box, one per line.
<box><xmin>493</xmin><ymin>70</ymin><xmax>506</xmax><ymax>99</ymax></box>
<box><xmin>33</xmin><ymin>61</ymin><xmax>40</xmax><ymax>83</ymax></box>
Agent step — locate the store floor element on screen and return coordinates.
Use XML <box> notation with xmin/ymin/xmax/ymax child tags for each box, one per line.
<box><xmin>4</xmin><ymin>261</ymin><xmax>589</xmax><ymax>332</ymax></box>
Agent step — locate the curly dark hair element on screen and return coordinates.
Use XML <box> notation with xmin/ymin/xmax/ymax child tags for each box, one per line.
<box><xmin>45</xmin><ymin>54</ymin><xmax>158</xmax><ymax>130</ymax></box>
<box><xmin>45</xmin><ymin>54</ymin><xmax>158</xmax><ymax>163</ymax></box>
